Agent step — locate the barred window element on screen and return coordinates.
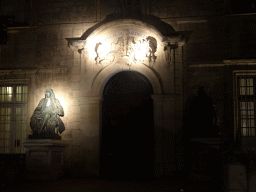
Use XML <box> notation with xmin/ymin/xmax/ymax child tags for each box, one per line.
<box><xmin>238</xmin><ymin>77</ymin><xmax>256</xmax><ymax>150</ymax></box>
<box><xmin>0</xmin><ymin>85</ymin><xmax>28</xmax><ymax>154</ymax></box>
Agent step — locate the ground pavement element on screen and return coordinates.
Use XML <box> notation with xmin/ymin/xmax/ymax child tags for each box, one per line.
<box><xmin>5</xmin><ymin>178</ymin><xmax>183</xmax><ymax>192</ymax></box>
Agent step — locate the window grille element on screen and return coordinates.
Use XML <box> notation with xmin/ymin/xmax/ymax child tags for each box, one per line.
<box><xmin>238</xmin><ymin>77</ymin><xmax>256</xmax><ymax>150</ymax></box>
<box><xmin>0</xmin><ymin>85</ymin><xmax>28</xmax><ymax>154</ymax></box>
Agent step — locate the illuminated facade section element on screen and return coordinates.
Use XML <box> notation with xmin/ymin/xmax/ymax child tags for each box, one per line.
<box><xmin>88</xmin><ymin>29</ymin><xmax>158</xmax><ymax>67</ymax></box>
<box><xmin>66</xmin><ymin>19</ymin><xmax>186</xmax><ymax>178</ymax></box>
<box><xmin>68</xmin><ymin>19</ymin><xmax>183</xmax><ymax>70</ymax></box>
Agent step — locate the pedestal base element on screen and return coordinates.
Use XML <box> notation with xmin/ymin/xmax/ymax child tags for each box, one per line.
<box><xmin>190</xmin><ymin>138</ymin><xmax>223</xmax><ymax>170</ymax></box>
<box><xmin>28</xmin><ymin>134</ymin><xmax>61</xmax><ymax>140</ymax></box>
<box><xmin>22</xmin><ymin>139</ymin><xmax>67</xmax><ymax>180</ymax></box>
<box><xmin>183</xmin><ymin>137</ymin><xmax>223</xmax><ymax>191</ymax></box>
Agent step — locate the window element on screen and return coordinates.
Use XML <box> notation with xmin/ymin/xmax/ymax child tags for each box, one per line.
<box><xmin>0</xmin><ymin>85</ymin><xmax>28</xmax><ymax>154</ymax></box>
<box><xmin>236</xmin><ymin>75</ymin><xmax>256</xmax><ymax>150</ymax></box>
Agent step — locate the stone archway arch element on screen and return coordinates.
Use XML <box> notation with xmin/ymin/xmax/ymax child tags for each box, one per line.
<box><xmin>89</xmin><ymin>63</ymin><xmax>165</xmax><ymax>178</ymax></box>
<box><xmin>91</xmin><ymin>63</ymin><xmax>163</xmax><ymax>97</ymax></box>
<box><xmin>67</xmin><ymin>18</ymin><xmax>187</xmax><ymax>178</ymax></box>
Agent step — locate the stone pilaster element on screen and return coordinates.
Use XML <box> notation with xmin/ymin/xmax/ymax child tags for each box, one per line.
<box><xmin>151</xmin><ymin>94</ymin><xmax>177</xmax><ymax>177</ymax></box>
<box><xmin>76</xmin><ymin>96</ymin><xmax>102</xmax><ymax>176</ymax></box>
<box><xmin>152</xmin><ymin>94</ymin><xmax>164</xmax><ymax>177</ymax></box>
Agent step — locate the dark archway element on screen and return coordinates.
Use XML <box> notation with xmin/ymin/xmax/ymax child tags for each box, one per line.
<box><xmin>101</xmin><ymin>71</ymin><xmax>154</xmax><ymax>179</ymax></box>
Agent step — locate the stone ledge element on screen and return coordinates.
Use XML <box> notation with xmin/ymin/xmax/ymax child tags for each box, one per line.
<box><xmin>23</xmin><ymin>139</ymin><xmax>67</xmax><ymax>147</ymax></box>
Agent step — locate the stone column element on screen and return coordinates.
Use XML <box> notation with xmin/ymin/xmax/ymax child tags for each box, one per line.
<box><xmin>77</xmin><ymin>96</ymin><xmax>102</xmax><ymax>176</ymax></box>
<box><xmin>152</xmin><ymin>94</ymin><xmax>176</xmax><ymax>177</ymax></box>
<box><xmin>80</xmin><ymin>49</ymin><xmax>94</xmax><ymax>96</ymax></box>
<box><xmin>68</xmin><ymin>50</ymin><xmax>82</xmax><ymax>139</ymax></box>
<box><xmin>174</xmin><ymin>45</ymin><xmax>185</xmax><ymax>171</ymax></box>
<box><xmin>166</xmin><ymin>44</ymin><xmax>177</xmax><ymax>94</ymax></box>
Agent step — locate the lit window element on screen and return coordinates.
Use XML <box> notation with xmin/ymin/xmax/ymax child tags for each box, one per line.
<box><xmin>0</xmin><ymin>85</ymin><xmax>28</xmax><ymax>154</ymax></box>
<box><xmin>237</xmin><ymin>77</ymin><xmax>256</xmax><ymax>150</ymax></box>
<box><xmin>239</xmin><ymin>78</ymin><xmax>254</xmax><ymax>95</ymax></box>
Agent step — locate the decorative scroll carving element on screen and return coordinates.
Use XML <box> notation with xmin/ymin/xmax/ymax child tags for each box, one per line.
<box><xmin>68</xmin><ymin>40</ymin><xmax>86</xmax><ymax>53</ymax></box>
<box><xmin>129</xmin><ymin>36</ymin><xmax>157</xmax><ymax>65</ymax></box>
<box><xmin>164</xmin><ymin>43</ymin><xmax>172</xmax><ymax>67</ymax></box>
<box><xmin>164</xmin><ymin>44</ymin><xmax>171</xmax><ymax>64</ymax></box>
<box><xmin>67</xmin><ymin>28</ymin><xmax>187</xmax><ymax>69</ymax></box>
<box><xmin>95</xmin><ymin>42</ymin><xmax>115</xmax><ymax>65</ymax></box>
<box><xmin>94</xmin><ymin>30</ymin><xmax>158</xmax><ymax>67</ymax></box>
<box><xmin>163</xmin><ymin>38</ymin><xmax>179</xmax><ymax>67</ymax></box>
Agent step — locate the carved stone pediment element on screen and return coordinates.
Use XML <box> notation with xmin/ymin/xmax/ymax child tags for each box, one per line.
<box><xmin>93</xmin><ymin>29</ymin><xmax>158</xmax><ymax>67</ymax></box>
<box><xmin>67</xmin><ymin>19</ymin><xmax>187</xmax><ymax>67</ymax></box>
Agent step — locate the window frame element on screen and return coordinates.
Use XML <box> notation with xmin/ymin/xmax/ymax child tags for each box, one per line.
<box><xmin>234</xmin><ymin>70</ymin><xmax>256</xmax><ymax>151</ymax></box>
<box><xmin>0</xmin><ymin>79</ymin><xmax>30</xmax><ymax>154</ymax></box>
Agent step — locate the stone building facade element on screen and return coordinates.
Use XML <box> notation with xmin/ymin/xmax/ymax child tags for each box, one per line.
<box><xmin>1</xmin><ymin>0</ymin><xmax>256</xmax><ymax>185</ymax></box>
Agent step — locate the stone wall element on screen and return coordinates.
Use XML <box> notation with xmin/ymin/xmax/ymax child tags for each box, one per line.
<box><xmin>179</xmin><ymin>14</ymin><xmax>256</xmax><ymax>64</ymax></box>
<box><xmin>1</xmin><ymin>0</ymin><xmax>256</xmax><ymax>179</ymax></box>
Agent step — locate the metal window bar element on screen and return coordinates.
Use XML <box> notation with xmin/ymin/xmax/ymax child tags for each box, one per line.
<box><xmin>0</xmin><ymin>107</ymin><xmax>11</xmax><ymax>153</ymax></box>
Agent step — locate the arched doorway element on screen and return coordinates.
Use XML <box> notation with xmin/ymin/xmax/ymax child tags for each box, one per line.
<box><xmin>101</xmin><ymin>71</ymin><xmax>154</xmax><ymax>179</ymax></box>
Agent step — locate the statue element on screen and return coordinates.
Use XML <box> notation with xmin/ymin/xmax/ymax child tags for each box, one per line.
<box><xmin>30</xmin><ymin>89</ymin><xmax>65</xmax><ymax>139</ymax></box>
<box><xmin>184</xmin><ymin>86</ymin><xmax>220</xmax><ymax>138</ymax></box>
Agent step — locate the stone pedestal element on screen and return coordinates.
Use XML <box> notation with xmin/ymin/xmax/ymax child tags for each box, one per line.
<box><xmin>184</xmin><ymin>138</ymin><xmax>223</xmax><ymax>191</ymax></box>
<box><xmin>22</xmin><ymin>139</ymin><xmax>67</xmax><ymax>180</ymax></box>
<box><xmin>227</xmin><ymin>163</ymin><xmax>247</xmax><ymax>192</ymax></box>
<box><xmin>223</xmin><ymin>152</ymin><xmax>256</xmax><ymax>192</ymax></box>
<box><xmin>189</xmin><ymin>138</ymin><xmax>223</xmax><ymax>170</ymax></box>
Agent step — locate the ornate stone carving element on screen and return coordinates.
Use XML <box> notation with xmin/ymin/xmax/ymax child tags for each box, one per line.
<box><xmin>94</xmin><ymin>30</ymin><xmax>158</xmax><ymax>67</ymax></box>
<box><xmin>164</xmin><ymin>43</ymin><xmax>178</xmax><ymax>67</ymax></box>
<box><xmin>67</xmin><ymin>23</ymin><xmax>187</xmax><ymax>69</ymax></box>
<box><xmin>68</xmin><ymin>40</ymin><xmax>86</xmax><ymax>53</ymax></box>
<box><xmin>95</xmin><ymin>42</ymin><xmax>115</xmax><ymax>65</ymax></box>
<box><xmin>129</xmin><ymin>36</ymin><xmax>157</xmax><ymax>64</ymax></box>
<box><xmin>30</xmin><ymin>89</ymin><xmax>65</xmax><ymax>139</ymax></box>
<box><xmin>163</xmin><ymin>36</ymin><xmax>181</xmax><ymax>67</ymax></box>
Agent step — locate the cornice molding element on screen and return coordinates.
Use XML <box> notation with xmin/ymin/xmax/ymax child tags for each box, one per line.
<box><xmin>0</xmin><ymin>79</ymin><xmax>31</xmax><ymax>84</ymax></box>
<box><xmin>189</xmin><ymin>60</ymin><xmax>256</xmax><ymax>67</ymax></box>
<box><xmin>223</xmin><ymin>59</ymin><xmax>256</xmax><ymax>65</ymax></box>
<box><xmin>189</xmin><ymin>63</ymin><xmax>225</xmax><ymax>67</ymax></box>
<box><xmin>0</xmin><ymin>69</ymin><xmax>37</xmax><ymax>75</ymax></box>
